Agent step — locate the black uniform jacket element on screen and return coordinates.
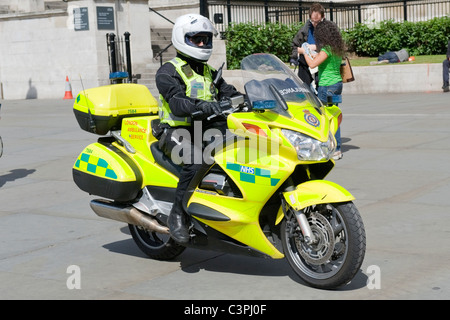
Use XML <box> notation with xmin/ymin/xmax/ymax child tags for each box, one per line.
<box><xmin>155</xmin><ymin>53</ymin><xmax>241</xmax><ymax>120</ymax></box>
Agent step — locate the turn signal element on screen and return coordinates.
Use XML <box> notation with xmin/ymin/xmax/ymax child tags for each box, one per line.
<box><xmin>242</xmin><ymin>123</ymin><xmax>267</xmax><ymax>137</ymax></box>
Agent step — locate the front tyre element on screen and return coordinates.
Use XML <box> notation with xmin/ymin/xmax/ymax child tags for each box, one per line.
<box><xmin>281</xmin><ymin>202</ymin><xmax>366</xmax><ymax>289</ymax></box>
<box><xmin>129</xmin><ymin>224</ymin><xmax>185</xmax><ymax>260</ymax></box>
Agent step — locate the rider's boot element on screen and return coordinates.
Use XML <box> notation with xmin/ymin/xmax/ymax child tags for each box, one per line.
<box><xmin>167</xmin><ymin>207</ymin><xmax>190</xmax><ymax>244</ymax></box>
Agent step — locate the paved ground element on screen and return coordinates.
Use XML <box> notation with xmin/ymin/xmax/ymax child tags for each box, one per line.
<box><xmin>0</xmin><ymin>92</ymin><xmax>449</xmax><ymax>301</ymax></box>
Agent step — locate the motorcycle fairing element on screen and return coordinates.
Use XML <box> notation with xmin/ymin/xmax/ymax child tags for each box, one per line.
<box><xmin>183</xmin><ymin>107</ymin><xmax>331</xmax><ymax>259</ymax></box>
<box><xmin>185</xmin><ymin>135</ymin><xmax>292</xmax><ymax>259</ymax></box>
<box><xmin>323</xmin><ymin>104</ymin><xmax>342</xmax><ymax>134</ymax></box>
<box><xmin>188</xmin><ymin>192</ymin><xmax>285</xmax><ymax>259</ymax></box>
<box><xmin>227</xmin><ymin>105</ymin><xmax>331</xmax><ymax>144</ymax></box>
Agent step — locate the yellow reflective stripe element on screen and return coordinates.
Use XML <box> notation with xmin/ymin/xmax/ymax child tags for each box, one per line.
<box><xmin>158</xmin><ymin>57</ymin><xmax>216</xmax><ymax>126</ymax></box>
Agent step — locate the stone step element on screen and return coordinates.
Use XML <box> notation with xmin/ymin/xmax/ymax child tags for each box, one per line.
<box><xmin>0</xmin><ymin>5</ymin><xmax>10</xmax><ymax>13</ymax></box>
<box><xmin>151</xmin><ymin>44</ymin><xmax>176</xmax><ymax>60</ymax></box>
<box><xmin>151</xmin><ymin>28</ymin><xmax>172</xmax><ymax>39</ymax></box>
<box><xmin>145</xmin><ymin>28</ymin><xmax>179</xmax><ymax>98</ymax></box>
<box><xmin>150</xmin><ymin>27</ymin><xmax>174</xmax><ymax>53</ymax></box>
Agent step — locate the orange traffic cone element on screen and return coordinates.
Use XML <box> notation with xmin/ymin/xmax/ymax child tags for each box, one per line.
<box><xmin>63</xmin><ymin>76</ymin><xmax>73</xmax><ymax>99</ymax></box>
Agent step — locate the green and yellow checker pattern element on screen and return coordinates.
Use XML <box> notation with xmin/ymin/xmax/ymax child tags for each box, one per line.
<box><xmin>226</xmin><ymin>162</ymin><xmax>280</xmax><ymax>186</ymax></box>
<box><xmin>74</xmin><ymin>153</ymin><xmax>118</xmax><ymax>179</ymax></box>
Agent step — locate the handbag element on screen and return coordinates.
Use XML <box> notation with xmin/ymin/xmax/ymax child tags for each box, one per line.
<box><xmin>340</xmin><ymin>57</ymin><xmax>355</xmax><ymax>83</ymax></box>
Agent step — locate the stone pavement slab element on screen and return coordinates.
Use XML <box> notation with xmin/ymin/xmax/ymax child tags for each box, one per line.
<box><xmin>0</xmin><ymin>93</ymin><xmax>449</xmax><ymax>300</ymax></box>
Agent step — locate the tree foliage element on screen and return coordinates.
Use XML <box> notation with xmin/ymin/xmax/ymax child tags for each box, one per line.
<box><xmin>224</xmin><ymin>16</ymin><xmax>450</xmax><ymax>69</ymax></box>
<box><xmin>224</xmin><ymin>21</ymin><xmax>302</xmax><ymax>69</ymax></box>
<box><xmin>344</xmin><ymin>16</ymin><xmax>450</xmax><ymax>56</ymax></box>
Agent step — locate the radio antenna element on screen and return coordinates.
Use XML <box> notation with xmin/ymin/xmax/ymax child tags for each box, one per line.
<box><xmin>79</xmin><ymin>75</ymin><xmax>97</xmax><ymax>134</ymax></box>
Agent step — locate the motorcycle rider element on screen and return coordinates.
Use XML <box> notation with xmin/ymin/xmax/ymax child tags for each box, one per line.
<box><xmin>155</xmin><ymin>13</ymin><xmax>242</xmax><ymax>243</ymax></box>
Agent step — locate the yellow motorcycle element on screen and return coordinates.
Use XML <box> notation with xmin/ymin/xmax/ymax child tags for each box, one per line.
<box><xmin>72</xmin><ymin>53</ymin><xmax>365</xmax><ymax>289</ymax></box>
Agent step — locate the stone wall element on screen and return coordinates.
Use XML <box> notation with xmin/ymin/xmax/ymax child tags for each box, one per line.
<box><xmin>0</xmin><ymin>0</ymin><xmax>152</xmax><ymax>100</ymax></box>
<box><xmin>222</xmin><ymin>63</ymin><xmax>444</xmax><ymax>95</ymax></box>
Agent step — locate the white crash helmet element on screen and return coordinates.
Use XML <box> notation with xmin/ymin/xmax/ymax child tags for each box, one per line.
<box><xmin>172</xmin><ymin>13</ymin><xmax>218</xmax><ymax>62</ymax></box>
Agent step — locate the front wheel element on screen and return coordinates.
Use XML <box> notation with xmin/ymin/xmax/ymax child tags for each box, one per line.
<box><xmin>129</xmin><ymin>224</ymin><xmax>185</xmax><ymax>260</ymax></box>
<box><xmin>281</xmin><ymin>202</ymin><xmax>366</xmax><ymax>289</ymax></box>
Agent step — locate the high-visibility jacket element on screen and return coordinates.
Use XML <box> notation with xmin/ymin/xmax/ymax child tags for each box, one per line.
<box><xmin>159</xmin><ymin>57</ymin><xmax>217</xmax><ymax>127</ymax></box>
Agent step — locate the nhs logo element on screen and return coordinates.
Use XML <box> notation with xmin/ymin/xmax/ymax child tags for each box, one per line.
<box><xmin>240</xmin><ymin>166</ymin><xmax>254</xmax><ymax>174</ymax></box>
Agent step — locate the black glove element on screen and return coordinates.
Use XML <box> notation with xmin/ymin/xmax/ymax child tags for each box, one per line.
<box><xmin>196</xmin><ymin>101</ymin><xmax>222</xmax><ymax>117</ymax></box>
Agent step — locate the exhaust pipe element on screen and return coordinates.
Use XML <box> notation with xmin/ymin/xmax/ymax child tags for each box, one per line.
<box><xmin>90</xmin><ymin>199</ymin><xmax>169</xmax><ymax>234</ymax></box>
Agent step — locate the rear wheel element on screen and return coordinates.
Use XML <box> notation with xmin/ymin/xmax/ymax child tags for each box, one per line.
<box><xmin>281</xmin><ymin>202</ymin><xmax>366</xmax><ymax>289</ymax></box>
<box><xmin>129</xmin><ymin>224</ymin><xmax>185</xmax><ymax>260</ymax></box>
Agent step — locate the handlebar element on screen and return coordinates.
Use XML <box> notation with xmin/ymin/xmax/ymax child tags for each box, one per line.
<box><xmin>191</xmin><ymin>110</ymin><xmax>205</xmax><ymax>120</ymax></box>
<box><xmin>191</xmin><ymin>95</ymin><xmax>247</xmax><ymax>121</ymax></box>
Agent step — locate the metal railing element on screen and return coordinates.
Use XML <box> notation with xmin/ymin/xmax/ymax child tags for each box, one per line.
<box><xmin>106</xmin><ymin>32</ymin><xmax>135</xmax><ymax>83</ymax></box>
<box><xmin>149</xmin><ymin>7</ymin><xmax>174</xmax><ymax>66</ymax></box>
<box><xmin>206</xmin><ymin>0</ymin><xmax>450</xmax><ymax>33</ymax></box>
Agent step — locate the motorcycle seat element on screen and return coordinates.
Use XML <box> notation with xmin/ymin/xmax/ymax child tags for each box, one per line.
<box><xmin>150</xmin><ymin>142</ymin><xmax>182</xmax><ymax>178</ymax></box>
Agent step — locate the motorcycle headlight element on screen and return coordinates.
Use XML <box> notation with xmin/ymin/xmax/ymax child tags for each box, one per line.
<box><xmin>281</xmin><ymin>129</ymin><xmax>336</xmax><ymax>161</ymax></box>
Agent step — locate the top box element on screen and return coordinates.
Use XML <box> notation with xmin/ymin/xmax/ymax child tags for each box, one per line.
<box><xmin>73</xmin><ymin>83</ymin><xmax>158</xmax><ymax>135</ymax></box>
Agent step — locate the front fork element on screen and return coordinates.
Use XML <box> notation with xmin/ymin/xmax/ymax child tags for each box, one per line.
<box><xmin>279</xmin><ymin>180</ymin><xmax>355</xmax><ymax>243</ymax></box>
<box><xmin>294</xmin><ymin>210</ymin><xmax>316</xmax><ymax>245</ymax></box>
<box><xmin>280</xmin><ymin>198</ymin><xmax>316</xmax><ymax>245</ymax></box>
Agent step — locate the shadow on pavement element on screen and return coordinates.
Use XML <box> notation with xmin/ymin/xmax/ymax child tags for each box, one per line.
<box><xmin>103</xmin><ymin>227</ymin><xmax>368</xmax><ymax>291</ymax></box>
<box><xmin>341</xmin><ymin>137</ymin><xmax>360</xmax><ymax>154</ymax></box>
<box><xmin>0</xmin><ymin>168</ymin><xmax>36</xmax><ymax>188</ymax></box>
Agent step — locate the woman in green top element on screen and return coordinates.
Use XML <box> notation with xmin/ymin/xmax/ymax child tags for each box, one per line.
<box><xmin>298</xmin><ymin>20</ymin><xmax>346</xmax><ymax>160</ymax></box>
